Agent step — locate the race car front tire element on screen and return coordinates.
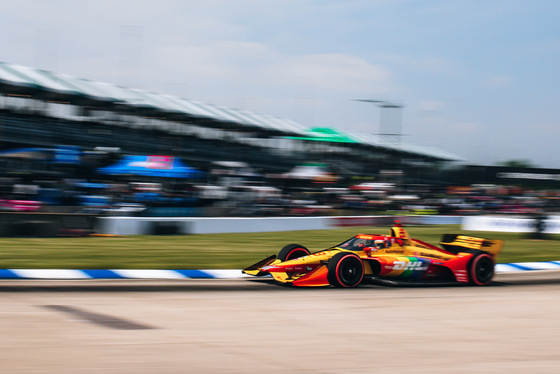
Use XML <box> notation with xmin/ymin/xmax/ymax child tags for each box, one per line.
<box><xmin>468</xmin><ymin>251</ymin><xmax>495</xmax><ymax>286</ymax></box>
<box><xmin>278</xmin><ymin>244</ymin><xmax>311</xmax><ymax>262</ymax></box>
<box><xmin>327</xmin><ymin>252</ymin><xmax>364</xmax><ymax>288</ymax></box>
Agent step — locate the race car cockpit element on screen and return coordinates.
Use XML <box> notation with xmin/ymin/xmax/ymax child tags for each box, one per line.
<box><xmin>337</xmin><ymin>235</ymin><xmax>391</xmax><ymax>252</ymax></box>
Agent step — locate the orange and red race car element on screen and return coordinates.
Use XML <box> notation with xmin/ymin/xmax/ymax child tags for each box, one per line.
<box><xmin>243</xmin><ymin>222</ymin><xmax>503</xmax><ymax>287</ymax></box>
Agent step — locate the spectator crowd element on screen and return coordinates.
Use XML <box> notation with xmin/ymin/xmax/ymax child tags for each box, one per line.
<box><xmin>1</xmin><ymin>171</ymin><xmax>559</xmax><ymax>218</ymax></box>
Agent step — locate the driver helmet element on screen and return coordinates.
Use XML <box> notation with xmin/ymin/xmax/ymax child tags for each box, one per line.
<box><xmin>374</xmin><ymin>239</ymin><xmax>386</xmax><ymax>249</ymax></box>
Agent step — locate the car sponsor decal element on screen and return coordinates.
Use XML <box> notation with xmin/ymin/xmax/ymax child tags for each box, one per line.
<box><xmin>356</xmin><ymin>234</ymin><xmax>376</xmax><ymax>240</ymax></box>
<box><xmin>380</xmin><ymin>256</ymin><xmax>430</xmax><ymax>279</ymax></box>
<box><xmin>449</xmin><ymin>235</ymin><xmax>484</xmax><ymax>249</ymax></box>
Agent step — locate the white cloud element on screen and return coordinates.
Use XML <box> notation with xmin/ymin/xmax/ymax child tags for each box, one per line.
<box><xmin>377</xmin><ymin>53</ymin><xmax>459</xmax><ymax>75</ymax></box>
<box><xmin>452</xmin><ymin>122</ymin><xmax>482</xmax><ymax>135</ymax></box>
<box><xmin>481</xmin><ymin>74</ymin><xmax>514</xmax><ymax>88</ymax></box>
<box><xmin>266</xmin><ymin>54</ymin><xmax>393</xmax><ymax>95</ymax></box>
<box><xmin>415</xmin><ymin>100</ymin><xmax>445</xmax><ymax>112</ymax></box>
<box><xmin>148</xmin><ymin>41</ymin><xmax>398</xmax><ymax>121</ymax></box>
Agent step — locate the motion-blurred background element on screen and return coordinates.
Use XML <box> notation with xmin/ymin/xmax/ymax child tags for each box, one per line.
<box><xmin>1</xmin><ymin>1</ymin><xmax>559</xmax><ymax>236</ymax></box>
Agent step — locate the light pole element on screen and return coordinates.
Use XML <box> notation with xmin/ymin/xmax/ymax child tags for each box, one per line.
<box><xmin>353</xmin><ymin>99</ymin><xmax>405</xmax><ymax>144</ymax></box>
<box><xmin>352</xmin><ymin>99</ymin><xmax>406</xmax><ymax>188</ymax></box>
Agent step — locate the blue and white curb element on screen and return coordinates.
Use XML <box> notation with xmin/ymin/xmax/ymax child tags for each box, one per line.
<box><xmin>0</xmin><ymin>269</ymin><xmax>250</xmax><ymax>280</ymax></box>
<box><xmin>495</xmin><ymin>261</ymin><xmax>560</xmax><ymax>273</ymax></box>
<box><xmin>0</xmin><ymin>262</ymin><xmax>559</xmax><ymax>279</ymax></box>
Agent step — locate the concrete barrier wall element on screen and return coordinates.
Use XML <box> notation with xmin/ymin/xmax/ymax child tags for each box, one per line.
<box><xmin>97</xmin><ymin>216</ymin><xmax>333</xmax><ymax>235</ymax></box>
<box><xmin>330</xmin><ymin>216</ymin><xmax>395</xmax><ymax>227</ymax></box>
<box><xmin>97</xmin><ymin>215</ymin><xmax>463</xmax><ymax>236</ymax></box>
<box><xmin>189</xmin><ymin>217</ymin><xmax>332</xmax><ymax>234</ymax></box>
<box><xmin>401</xmin><ymin>215</ymin><xmax>463</xmax><ymax>225</ymax></box>
<box><xmin>0</xmin><ymin>212</ymin><xmax>96</xmax><ymax>237</ymax></box>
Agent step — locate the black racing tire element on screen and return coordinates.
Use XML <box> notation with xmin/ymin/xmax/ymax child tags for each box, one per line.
<box><xmin>327</xmin><ymin>252</ymin><xmax>364</xmax><ymax>288</ymax></box>
<box><xmin>277</xmin><ymin>244</ymin><xmax>311</xmax><ymax>262</ymax></box>
<box><xmin>468</xmin><ymin>251</ymin><xmax>495</xmax><ymax>286</ymax></box>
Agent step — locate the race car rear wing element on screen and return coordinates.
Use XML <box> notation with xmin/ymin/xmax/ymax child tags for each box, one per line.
<box><xmin>390</xmin><ymin>221</ymin><xmax>411</xmax><ymax>245</ymax></box>
<box><xmin>439</xmin><ymin>234</ymin><xmax>504</xmax><ymax>257</ymax></box>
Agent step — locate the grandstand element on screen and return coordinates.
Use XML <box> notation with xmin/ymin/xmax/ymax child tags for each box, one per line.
<box><xmin>0</xmin><ymin>61</ymin><xmax>462</xmax><ymax>180</ymax></box>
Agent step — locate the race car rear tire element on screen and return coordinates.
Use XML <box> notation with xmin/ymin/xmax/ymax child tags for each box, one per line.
<box><xmin>468</xmin><ymin>251</ymin><xmax>495</xmax><ymax>286</ymax></box>
<box><xmin>327</xmin><ymin>252</ymin><xmax>364</xmax><ymax>288</ymax></box>
<box><xmin>278</xmin><ymin>244</ymin><xmax>310</xmax><ymax>262</ymax></box>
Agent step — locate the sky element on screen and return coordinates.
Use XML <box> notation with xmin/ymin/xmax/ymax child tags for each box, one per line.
<box><xmin>1</xmin><ymin>0</ymin><xmax>560</xmax><ymax>167</ymax></box>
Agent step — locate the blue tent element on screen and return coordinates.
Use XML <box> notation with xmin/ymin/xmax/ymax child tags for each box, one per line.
<box><xmin>97</xmin><ymin>155</ymin><xmax>204</xmax><ymax>178</ymax></box>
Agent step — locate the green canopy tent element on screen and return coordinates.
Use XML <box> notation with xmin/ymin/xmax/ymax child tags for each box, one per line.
<box><xmin>287</xmin><ymin>127</ymin><xmax>359</xmax><ymax>143</ymax></box>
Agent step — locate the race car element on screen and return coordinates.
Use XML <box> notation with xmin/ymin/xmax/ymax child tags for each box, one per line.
<box><xmin>243</xmin><ymin>222</ymin><xmax>503</xmax><ymax>287</ymax></box>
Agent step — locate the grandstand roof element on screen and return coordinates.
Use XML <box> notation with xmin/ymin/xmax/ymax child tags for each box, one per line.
<box><xmin>0</xmin><ymin>61</ymin><xmax>309</xmax><ymax>137</ymax></box>
<box><xmin>290</xmin><ymin>127</ymin><xmax>464</xmax><ymax>161</ymax></box>
<box><xmin>0</xmin><ymin>61</ymin><xmax>463</xmax><ymax>161</ymax></box>
<box><xmin>289</xmin><ymin>127</ymin><xmax>358</xmax><ymax>143</ymax></box>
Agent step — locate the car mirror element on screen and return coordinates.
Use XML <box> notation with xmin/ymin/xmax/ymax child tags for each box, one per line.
<box><xmin>363</xmin><ymin>247</ymin><xmax>375</xmax><ymax>255</ymax></box>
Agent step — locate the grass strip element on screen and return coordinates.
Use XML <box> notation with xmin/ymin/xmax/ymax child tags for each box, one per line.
<box><xmin>0</xmin><ymin>225</ymin><xmax>558</xmax><ymax>269</ymax></box>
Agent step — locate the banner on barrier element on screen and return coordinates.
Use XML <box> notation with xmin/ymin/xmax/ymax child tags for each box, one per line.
<box><xmin>462</xmin><ymin>215</ymin><xmax>560</xmax><ymax>234</ymax></box>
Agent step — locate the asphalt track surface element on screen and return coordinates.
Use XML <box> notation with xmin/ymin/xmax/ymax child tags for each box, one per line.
<box><xmin>2</xmin><ymin>272</ymin><xmax>560</xmax><ymax>374</ymax></box>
